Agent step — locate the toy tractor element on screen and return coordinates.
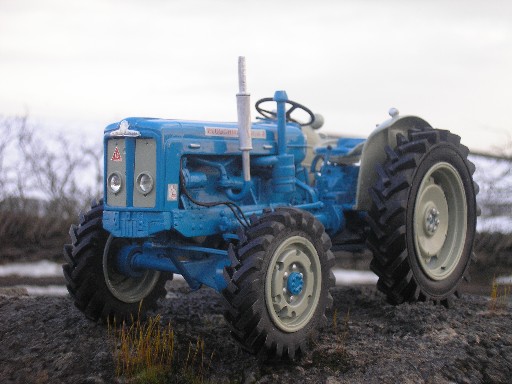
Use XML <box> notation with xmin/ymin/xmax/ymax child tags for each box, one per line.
<box><xmin>63</xmin><ymin>57</ymin><xmax>478</xmax><ymax>358</ymax></box>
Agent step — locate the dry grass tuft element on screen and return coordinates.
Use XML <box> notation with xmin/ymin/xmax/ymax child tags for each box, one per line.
<box><xmin>489</xmin><ymin>276</ymin><xmax>510</xmax><ymax>312</ymax></box>
<box><xmin>109</xmin><ymin>313</ymin><xmax>175</xmax><ymax>382</ymax></box>
<box><xmin>333</xmin><ymin>308</ymin><xmax>350</xmax><ymax>348</ymax></box>
<box><xmin>108</xmin><ymin>304</ymin><xmax>214</xmax><ymax>384</ymax></box>
<box><xmin>182</xmin><ymin>338</ymin><xmax>215</xmax><ymax>384</ymax></box>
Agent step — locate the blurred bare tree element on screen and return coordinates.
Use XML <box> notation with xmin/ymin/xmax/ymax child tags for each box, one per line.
<box><xmin>17</xmin><ymin>120</ymin><xmax>92</xmax><ymax>219</ymax></box>
<box><xmin>472</xmin><ymin>135</ymin><xmax>512</xmax><ymax>233</ymax></box>
<box><xmin>0</xmin><ymin>115</ymin><xmax>103</xmax><ymax>249</ymax></box>
<box><xmin>0</xmin><ymin>116</ymin><xmax>21</xmax><ymax>200</ymax></box>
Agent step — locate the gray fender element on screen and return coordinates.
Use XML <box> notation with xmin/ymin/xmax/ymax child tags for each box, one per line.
<box><xmin>355</xmin><ymin>114</ymin><xmax>432</xmax><ymax>211</ymax></box>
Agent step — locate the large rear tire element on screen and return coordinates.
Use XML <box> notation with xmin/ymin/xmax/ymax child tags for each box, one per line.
<box><xmin>62</xmin><ymin>200</ymin><xmax>169</xmax><ymax>322</ymax></box>
<box><xmin>222</xmin><ymin>208</ymin><xmax>335</xmax><ymax>359</ymax></box>
<box><xmin>367</xmin><ymin>129</ymin><xmax>478</xmax><ymax>306</ymax></box>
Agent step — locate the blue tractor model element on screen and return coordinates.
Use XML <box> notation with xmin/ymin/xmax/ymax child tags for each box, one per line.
<box><xmin>63</xmin><ymin>57</ymin><xmax>478</xmax><ymax>358</ymax></box>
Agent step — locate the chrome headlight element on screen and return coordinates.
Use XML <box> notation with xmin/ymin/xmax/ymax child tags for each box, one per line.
<box><xmin>108</xmin><ymin>172</ymin><xmax>122</xmax><ymax>194</ymax></box>
<box><xmin>136</xmin><ymin>172</ymin><xmax>154</xmax><ymax>195</ymax></box>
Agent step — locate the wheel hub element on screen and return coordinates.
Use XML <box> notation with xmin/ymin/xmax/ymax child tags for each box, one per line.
<box><xmin>103</xmin><ymin>236</ymin><xmax>161</xmax><ymax>303</ymax></box>
<box><xmin>424</xmin><ymin>207</ymin><xmax>441</xmax><ymax>235</ymax></box>
<box><xmin>413</xmin><ymin>162</ymin><xmax>468</xmax><ymax>280</ymax></box>
<box><xmin>286</xmin><ymin>271</ymin><xmax>304</xmax><ymax>296</ymax></box>
<box><xmin>415</xmin><ymin>180</ymin><xmax>449</xmax><ymax>259</ymax></box>
<box><xmin>265</xmin><ymin>236</ymin><xmax>322</xmax><ymax>333</ymax></box>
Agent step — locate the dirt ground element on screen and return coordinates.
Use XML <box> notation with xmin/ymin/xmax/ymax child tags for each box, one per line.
<box><xmin>0</xmin><ymin>232</ymin><xmax>511</xmax><ymax>383</ymax></box>
<box><xmin>0</xmin><ymin>278</ymin><xmax>511</xmax><ymax>384</ymax></box>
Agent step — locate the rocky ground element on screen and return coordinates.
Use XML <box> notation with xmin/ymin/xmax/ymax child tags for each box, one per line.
<box><xmin>0</xmin><ymin>232</ymin><xmax>511</xmax><ymax>383</ymax></box>
<box><xmin>0</xmin><ymin>278</ymin><xmax>511</xmax><ymax>384</ymax></box>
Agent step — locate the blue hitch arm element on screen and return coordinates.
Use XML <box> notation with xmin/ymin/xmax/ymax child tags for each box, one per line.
<box><xmin>117</xmin><ymin>243</ymin><xmax>230</xmax><ymax>292</ymax></box>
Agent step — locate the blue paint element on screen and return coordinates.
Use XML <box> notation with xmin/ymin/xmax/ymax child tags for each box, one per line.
<box><xmin>274</xmin><ymin>90</ymin><xmax>289</xmax><ymax>156</ymax></box>
<box><xmin>272</xmin><ymin>154</ymin><xmax>296</xmax><ymax>195</ymax></box>
<box><xmin>101</xmin><ymin>91</ymin><xmax>368</xmax><ymax>292</ymax></box>
<box><xmin>113</xmin><ymin>240</ymin><xmax>230</xmax><ymax>291</ymax></box>
<box><xmin>225</xmin><ymin>180</ymin><xmax>252</xmax><ymax>201</ymax></box>
<box><xmin>316</xmin><ymin>163</ymin><xmax>360</xmax><ymax>207</ymax></box>
<box><xmin>103</xmin><ymin>210</ymin><xmax>173</xmax><ymax>238</ymax></box>
<box><xmin>287</xmin><ymin>272</ymin><xmax>304</xmax><ymax>295</ymax></box>
<box><xmin>314</xmin><ymin>138</ymin><xmax>365</xmax><ymax>159</ymax></box>
<box><xmin>126</xmin><ymin>242</ymin><xmax>229</xmax><ymax>292</ymax></box>
<box><xmin>116</xmin><ymin>244</ymin><xmax>143</xmax><ymax>278</ymax></box>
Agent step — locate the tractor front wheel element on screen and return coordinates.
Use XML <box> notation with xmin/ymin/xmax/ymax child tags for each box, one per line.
<box><xmin>62</xmin><ymin>200</ymin><xmax>169</xmax><ymax>323</ymax></box>
<box><xmin>222</xmin><ymin>208</ymin><xmax>335</xmax><ymax>359</ymax></box>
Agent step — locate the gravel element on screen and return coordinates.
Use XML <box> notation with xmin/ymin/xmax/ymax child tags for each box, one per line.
<box><xmin>0</xmin><ymin>281</ymin><xmax>511</xmax><ymax>384</ymax></box>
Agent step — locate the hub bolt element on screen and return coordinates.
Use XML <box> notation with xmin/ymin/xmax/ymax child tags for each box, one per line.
<box><xmin>426</xmin><ymin>208</ymin><xmax>441</xmax><ymax>234</ymax></box>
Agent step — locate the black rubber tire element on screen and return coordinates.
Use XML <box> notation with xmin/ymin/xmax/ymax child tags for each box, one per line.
<box><xmin>62</xmin><ymin>199</ymin><xmax>169</xmax><ymax>323</ymax></box>
<box><xmin>222</xmin><ymin>207</ymin><xmax>335</xmax><ymax>359</ymax></box>
<box><xmin>367</xmin><ymin>128</ymin><xmax>478</xmax><ymax>306</ymax></box>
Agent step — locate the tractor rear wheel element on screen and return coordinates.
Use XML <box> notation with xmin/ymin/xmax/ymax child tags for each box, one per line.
<box><xmin>62</xmin><ymin>200</ymin><xmax>169</xmax><ymax>323</ymax></box>
<box><xmin>222</xmin><ymin>208</ymin><xmax>335</xmax><ymax>359</ymax></box>
<box><xmin>367</xmin><ymin>128</ymin><xmax>478</xmax><ymax>306</ymax></box>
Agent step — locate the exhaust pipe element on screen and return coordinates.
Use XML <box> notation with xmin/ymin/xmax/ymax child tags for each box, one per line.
<box><xmin>224</xmin><ymin>56</ymin><xmax>253</xmax><ymax>202</ymax></box>
<box><xmin>237</xmin><ymin>56</ymin><xmax>252</xmax><ymax>182</ymax></box>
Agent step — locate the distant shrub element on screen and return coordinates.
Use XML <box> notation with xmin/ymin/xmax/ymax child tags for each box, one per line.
<box><xmin>0</xmin><ymin>115</ymin><xmax>102</xmax><ymax>260</ymax></box>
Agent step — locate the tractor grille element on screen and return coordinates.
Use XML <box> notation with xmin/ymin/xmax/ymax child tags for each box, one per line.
<box><xmin>106</xmin><ymin>138</ymin><xmax>157</xmax><ymax>208</ymax></box>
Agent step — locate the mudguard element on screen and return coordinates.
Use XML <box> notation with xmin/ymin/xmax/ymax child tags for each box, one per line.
<box><xmin>355</xmin><ymin>112</ymin><xmax>432</xmax><ymax>211</ymax></box>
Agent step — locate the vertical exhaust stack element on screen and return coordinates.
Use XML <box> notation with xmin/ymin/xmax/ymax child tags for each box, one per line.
<box><xmin>237</xmin><ymin>56</ymin><xmax>252</xmax><ymax>182</ymax></box>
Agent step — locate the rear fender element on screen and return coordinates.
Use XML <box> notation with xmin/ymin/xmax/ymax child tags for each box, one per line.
<box><xmin>355</xmin><ymin>114</ymin><xmax>432</xmax><ymax>211</ymax></box>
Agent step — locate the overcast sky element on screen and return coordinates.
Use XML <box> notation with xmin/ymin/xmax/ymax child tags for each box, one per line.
<box><xmin>1</xmin><ymin>0</ymin><xmax>511</xmax><ymax>152</ymax></box>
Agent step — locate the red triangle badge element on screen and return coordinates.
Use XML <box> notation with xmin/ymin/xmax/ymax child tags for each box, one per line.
<box><xmin>111</xmin><ymin>146</ymin><xmax>122</xmax><ymax>162</ymax></box>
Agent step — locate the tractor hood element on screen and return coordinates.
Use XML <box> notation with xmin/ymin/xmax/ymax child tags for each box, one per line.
<box><xmin>104</xmin><ymin>117</ymin><xmax>306</xmax><ymax>153</ymax></box>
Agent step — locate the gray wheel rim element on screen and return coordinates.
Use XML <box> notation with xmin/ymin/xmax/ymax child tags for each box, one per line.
<box><xmin>103</xmin><ymin>235</ymin><xmax>161</xmax><ymax>303</ymax></box>
<box><xmin>413</xmin><ymin>162</ymin><xmax>467</xmax><ymax>280</ymax></box>
<box><xmin>265</xmin><ymin>235</ymin><xmax>322</xmax><ymax>333</ymax></box>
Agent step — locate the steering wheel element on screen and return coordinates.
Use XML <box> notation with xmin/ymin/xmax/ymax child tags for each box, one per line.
<box><xmin>255</xmin><ymin>97</ymin><xmax>315</xmax><ymax>127</ymax></box>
